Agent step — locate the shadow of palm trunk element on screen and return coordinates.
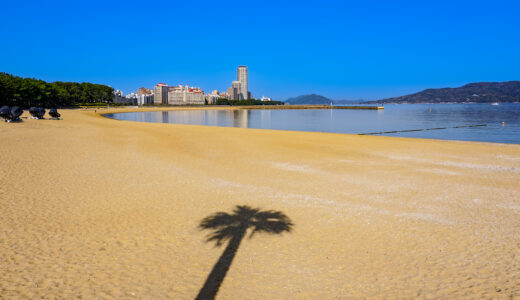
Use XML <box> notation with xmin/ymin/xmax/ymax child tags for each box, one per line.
<box><xmin>196</xmin><ymin>205</ymin><xmax>293</xmax><ymax>299</ymax></box>
<box><xmin>195</xmin><ymin>227</ymin><xmax>247</xmax><ymax>300</ymax></box>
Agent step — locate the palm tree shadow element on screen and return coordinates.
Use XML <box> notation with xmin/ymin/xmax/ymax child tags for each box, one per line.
<box><xmin>195</xmin><ymin>205</ymin><xmax>293</xmax><ymax>300</ymax></box>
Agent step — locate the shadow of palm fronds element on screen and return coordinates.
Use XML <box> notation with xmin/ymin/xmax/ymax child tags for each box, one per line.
<box><xmin>196</xmin><ymin>205</ymin><xmax>293</xmax><ymax>300</ymax></box>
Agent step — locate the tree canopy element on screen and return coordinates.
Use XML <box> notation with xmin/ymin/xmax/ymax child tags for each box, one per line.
<box><xmin>0</xmin><ymin>72</ymin><xmax>114</xmax><ymax>108</ymax></box>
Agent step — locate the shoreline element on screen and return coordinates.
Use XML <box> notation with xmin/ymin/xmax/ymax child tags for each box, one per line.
<box><xmin>1</xmin><ymin>109</ymin><xmax>519</xmax><ymax>298</ymax></box>
<box><xmin>99</xmin><ymin>106</ymin><xmax>520</xmax><ymax>146</ymax></box>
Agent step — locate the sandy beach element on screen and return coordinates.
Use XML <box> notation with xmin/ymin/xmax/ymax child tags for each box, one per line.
<box><xmin>1</xmin><ymin>107</ymin><xmax>519</xmax><ymax>299</ymax></box>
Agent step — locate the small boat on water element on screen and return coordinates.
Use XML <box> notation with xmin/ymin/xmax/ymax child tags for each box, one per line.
<box><xmin>491</xmin><ymin>102</ymin><xmax>499</xmax><ymax>106</ymax></box>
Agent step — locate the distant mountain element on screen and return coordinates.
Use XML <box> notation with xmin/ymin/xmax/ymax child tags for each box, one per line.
<box><xmin>376</xmin><ymin>81</ymin><xmax>520</xmax><ymax>103</ymax></box>
<box><xmin>285</xmin><ymin>94</ymin><xmax>332</xmax><ymax>105</ymax></box>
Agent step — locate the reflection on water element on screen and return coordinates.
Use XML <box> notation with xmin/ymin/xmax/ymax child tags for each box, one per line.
<box><xmin>162</xmin><ymin>111</ymin><xmax>169</xmax><ymax>123</ymax></box>
<box><xmin>105</xmin><ymin>104</ymin><xmax>520</xmax><ymax>144</ymax></box>
<box><xmin>232</xmin><ymin>110</ymin><xmax>250</xmax><ymax>128</ymax></box>
<box><xmin>260</xmin><ymin>110</ymin><xmax>272</xmax><ymax>129</ymax></box>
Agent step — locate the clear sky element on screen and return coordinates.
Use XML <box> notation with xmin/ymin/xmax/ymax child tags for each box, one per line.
<box><xmin>1</xmin><ymin>0</ymin><xmax>519</xmax><ymax>100</ymax></box>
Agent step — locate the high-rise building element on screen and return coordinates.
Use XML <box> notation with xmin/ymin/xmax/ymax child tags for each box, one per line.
<box><xmin>136</xmin><ymin>87</ymin><xmax>152</xmax><ymax>96</ymax></box>
<box><xmin>228</xmin><ymin>81</ymin><xmax>241</xmax><ymax>100</ymax></box>
<box><xmin>167</xmin><ymin>84</ymin><xmax>205</xmax><ymax>105</ymax></box>
<box><xmin>237</xmin><ymin>66</ymin><xmax>248</xmax><ymax>99</ymax></box>
<box><xmin>137</xmin><ymin>94</ymin><xmax>154</xmax><ymax>105</ymax></box>
<box><xmin>154</xmin><ymin>83</ymin><xmax>168</xmax><ymax>104</ymax></box>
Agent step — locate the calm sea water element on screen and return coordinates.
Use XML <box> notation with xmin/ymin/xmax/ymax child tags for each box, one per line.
<box><xmin>105</xmin><ymin>104</ymin><xmax>520</xmax><ymax>144</ymax></box>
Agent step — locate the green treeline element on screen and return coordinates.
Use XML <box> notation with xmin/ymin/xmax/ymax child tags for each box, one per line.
<box><xmin>215</xmin><ymin>98</ymin><xmax>284</xmax><ymax>106</ymax></box>
<box><xmin>0</xmin><ymin>72</ymin><xmax>114</xmax><ymax>108</ymax></box>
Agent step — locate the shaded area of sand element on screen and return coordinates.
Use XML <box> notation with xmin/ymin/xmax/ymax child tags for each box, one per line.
<box><xmin>1</xmin><ymin>108</ymin><xmax>519</xmax><ymax>299</ymax></box>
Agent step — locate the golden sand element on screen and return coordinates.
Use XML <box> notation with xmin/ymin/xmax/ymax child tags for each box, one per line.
<box><xmin>1</xmin><ymin>108</ymin><xmax>519</xmax><ymax>299</ymax></box>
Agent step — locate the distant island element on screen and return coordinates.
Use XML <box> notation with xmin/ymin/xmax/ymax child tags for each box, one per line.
<box><xmin>285</xmin><ymin>94</ymin><xmax>333</xmax><ymax>105</ymax></box>
<box><xmin>284</xmin><ymin>94</ymin><xmax>366</xmax><ymax>105</ymax></box>
<box><xmin>375</xmin><ymin>81</ymin><xmax>520</xmax><ymax>104</ymax></box>
<box><xmin>286</xmin><ymin>81</ymin><xmax>520</xmax><ymax>105</ymax></box>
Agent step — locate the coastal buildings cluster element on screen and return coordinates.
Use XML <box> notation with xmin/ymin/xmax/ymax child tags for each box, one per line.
<box><xmin>113</xmin><ymin>65</ymin><xmax>271</xmax><ymax>105</ymax></box>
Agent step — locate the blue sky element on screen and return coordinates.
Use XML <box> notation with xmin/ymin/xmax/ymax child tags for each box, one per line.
<box><xmin>1</xmin><ymin>0</ymin><xmax>519</xmax><ymax>100</ymax></box>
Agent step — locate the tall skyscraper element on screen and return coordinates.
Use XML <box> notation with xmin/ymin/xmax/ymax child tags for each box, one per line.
<box><xmin>237</xmin><ymin>66</ymin><xmax>248</xmax><ymax>100</ymax></box>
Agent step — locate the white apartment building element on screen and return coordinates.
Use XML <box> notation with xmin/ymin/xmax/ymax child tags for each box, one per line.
<box><xmin>125</xmin><ymin>93</ymin><xmax>138</xmax><ymax>105</ymax></box>
<box><xmin>205</xmin><ymin>93</ymin><xmax>220</xmax><ymax>104</ymax></box>
<box><xmin>137</xmin><ymin>94</ymin><xmax>154</xmax><ymax>105</ymax></box>
<box><xmin>168</xmin><ymin>84</ymin><xmax>205</xmax><ymax>105</ymax></box>
<box><xmin>113</xmin><ymin>90</ymin><xmax>125</xmax><ymax>103</ymax></box>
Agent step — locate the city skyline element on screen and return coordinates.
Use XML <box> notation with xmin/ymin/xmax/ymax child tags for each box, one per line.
<box><xmin>115</xmin><ymin>65</ymin><xmax>253</xmax><ymax>105</ymax></box>
<box><xmin>1</xmin><ymin>0</ymin><xmax>519</xmax><ymax>100</ymax></box>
